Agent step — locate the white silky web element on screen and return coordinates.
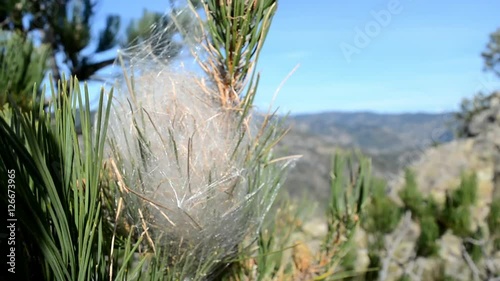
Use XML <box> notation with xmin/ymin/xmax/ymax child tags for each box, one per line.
<box><xmin>106</xmin><ymin>6</ymin><xmax>292</xmax><ymax>278</ymax></box>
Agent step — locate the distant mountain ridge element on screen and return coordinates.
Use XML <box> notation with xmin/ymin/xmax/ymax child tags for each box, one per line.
<box><xmin>290</xmin><ymin>111</ymin><xmax>455</xmax><ymax>153</ymax></box>
<box><xmin>277</xmin><ymin>110</ymin><xmax>456</xmax><ymax>206</ymax></box>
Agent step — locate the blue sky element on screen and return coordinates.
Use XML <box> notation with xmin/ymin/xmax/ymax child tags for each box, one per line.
<box><xmin>92</xmin><ymin>0</ymin><xmax>500</xmax><ymax>114</ymax></box>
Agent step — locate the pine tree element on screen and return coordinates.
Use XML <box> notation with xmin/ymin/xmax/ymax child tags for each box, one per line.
<box><xmin>0</xmin><ymin>31</ymin><xmax>49</xmax><ymax>111</ymax></box>
<box><xmin>482</xmin><ymin>27</ymin><xmax>500</xmax><ymax>77</ymax></box>
<box><xmin>0</xmin><ymin>0</ymin><xmax>120</xmax><ymax>82</ymax></box>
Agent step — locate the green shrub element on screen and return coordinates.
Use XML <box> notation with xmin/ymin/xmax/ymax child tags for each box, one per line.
<box><xmin>399</xmin><ymin>169</ymin><xmax>426</xmax><ymax>218</ymax></box>
<box><xmin>441</xmin><ymin>173</ymin><xmax>477</xmax><ymax>237</ymax></box>
<box><xmin>464</xmin><ymin>228</ymin><xmax>484</xmax><ymax>262</ymax></box>
<box><xmin>488</xmin><ymin>199</ymin><xmax>500</xmax><ymax>233</ymax></box>
<box><xmin>451</xmin><ymin>173</ymin><xmax>478</xmax><ymax>207</ymax></box>
<box><xmin>487</xmin><ymin>198</ymin><xmax>500</xmax><ymax>250</ymax></box>
<box><xmin>360</xmin><ymin>166</ymin><xmax>492</xmax><ymax>281</ymax></box>
<box><xmin>363</xmin><ymin>179</ymin><xmax>402</xmax><ymax>234</ymax></box>
<box><xmin>415</xmin><ymin>214</ymin><xmax>440</xmax><ymax>257</ymax></box>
